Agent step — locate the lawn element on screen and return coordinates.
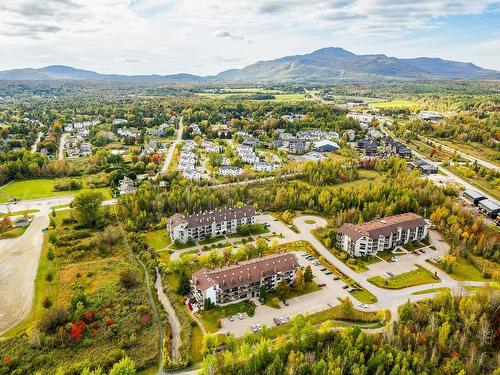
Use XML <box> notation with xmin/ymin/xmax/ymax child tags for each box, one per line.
<box><xmin>190</xmin><ymin>325</ymin><xmax>204</xmax><ymax>363</ymax></box>
<box><xmin>143</xmin><ymin>229</ymin><xmax>171</xmax><ymax>250</ymax></box>
<box><xmin>304</xmin><ymin>219</ymin><xmax>316</xmax><ymax>224</ymax></box>
<box><xmin>412</xmin><ymin>287</ymin><xmax>450</xmax><ymax>295</ymax></box>
<box><xmin>0</xmin><ymin>226</ymin><xmax>28</xmax><ymax>239</ymax></box>
<box><xmin>0</xmin><ymin>179</ymin><xmax>111</xmax><ymax>203</ymax></box>
<box><xmin>351</xmin><ymin>289</ymin><xmax>378</xmax><ymax>304</ymax></box>
<box><xmin>198</xmin><ymin>300</ymin><xmax>256</xmax><ymax>333</ymax></box>
<box><xmin>429</xmin><ymin>257</ymin><xmax>489</xmax><ymax>282</ymax></box>
<box><xmin>372</xmin><ymin>99</ymin><xmax>419</xmax><ymax>110</ymax></box>
<box><xmin>368</xmin><ymin>265</ymin><xmax>440</xmax><ymax>289</ymax></box>
<box><xmin>0</xmin><ymin>209</ymin><xmax>39</xmax><ymax>217</ymax></box>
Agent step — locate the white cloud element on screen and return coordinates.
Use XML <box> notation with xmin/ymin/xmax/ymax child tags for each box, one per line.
<box><xmin>0</xmin><ymin>0</ymin><xmax>498</xmax><ymax>73</ymax></box>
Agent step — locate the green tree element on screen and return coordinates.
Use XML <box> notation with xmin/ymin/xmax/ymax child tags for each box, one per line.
<box><xmin>72</xmin><ymin>191</ymin><xmax>105</xmax><ymax>228</ymax></box>
<box><xmin>109</xmin><ymin>357</ymin><xmax>136</xmax><ymax>375</ymax></box>
<box><xmin>294</xmin><ymin>268</ymin><xmax>305</xmax><ymax>291</ymax></box>
<box><xmin>177</xmin><ymin>270</ymin><xmax>191</xmax><ymax>295</ymax></box>
<box><xmin>340</xmin><ymin>297</ymin><xmax>353</xmax><ymax>318</ymax></box>
<box><xmin>276</xmin><ymin>280</ymin><xmax>289</xmax><ymax>301</ymax></box>
<box><xmin>304</xmin><ymin>265</ymin><xmax>313</xmax><ymax>284</ymax></box>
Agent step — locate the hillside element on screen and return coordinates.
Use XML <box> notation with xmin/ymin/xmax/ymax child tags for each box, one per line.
<box><xmin>0</xmin><ymin>47</ymin><xmax>498</xmax><ymax>83</ymax></box>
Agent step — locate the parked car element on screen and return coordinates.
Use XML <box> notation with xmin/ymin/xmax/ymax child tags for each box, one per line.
<box><xmin>320</xmin><ymin>268</ymin><xmax>327</xmax><ymax>271</ymax></box>
<box><xmin>333</xmin><ymin>276</ymin><xmax>339</xmax><ymax>280</ymax></box>
<box><xmin>283</xmin><ymin>300</ymin><xmax>289</xmax><ymax>306</ymax></box>
<box><xmin>251</xmin><ymin>324</ymin><xmax>258</xmax><ymax>332</ymax></box>
<box><xmin>228</xmin><ymin>315</ymin><xmax>234</xmax><ymax>321</ymax></box>
<box><xmin>318</xmin><ymin>283</ymin><xmax>326</xmax><ymax>288</ymax></box>
<box><xmin>313</xmin><ymin>261</ymin><xmax>320</xmax><ymax>266</ymax></box>
<box><xmin>420</xmin><ymin>249</ymin><xmax>426</xmax><ymax>253</ymax></box>
<box><xmin>280</xmin><ymin>316</ymin><xmax>286</xmax><ymax>324</ymax></box>
<box><xmin>387</xmin><ymin>272</ymin><xmax>394</xmax><ymax>277</ymax></box>
<box><xmin>342</xmin><ymin>285</ymin><xmax>349</xmax><ymax>289</ymax></box>
<box><xmin>237</xmin><ymin>313</ymin><xmax>243</xmax><ymax>320</ymax></box>
<box><xmin>273</xmin><ymin>317</ymin><xmax>281</xmax><ymax>325</ymax></box>
<box><xmin>41</xmin><ymin>227</ymin><xmax>49</xmax><ymax>232</ymax></box>
<box><xmin>358</xmin><ymin>303</ymin><xmax>368</xmax><ymax>309</ymax></box>
<box><xmin>256</xmin><ymin>323</ymin><xmax>262</xmax><ymax>331</ymax></box>
<box><xmin>325</xmin><ymin>271</ymin><xmax>333</xmax><ymax>275</ymax></box>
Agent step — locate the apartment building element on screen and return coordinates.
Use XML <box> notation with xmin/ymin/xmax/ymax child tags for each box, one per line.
<box><xmin>191</xmin><ymin>253</ymin><xmax>299</xmax><ymax>307</ymax></box>
<box><xmin>168</xmin><ymin>205</ymin><xmax>257</xmax><ymax>243</ymax></box>
<box><xmin>336</xmin><ymin>213</ymin><xmax>429</xmax><ymax>257</ymax></box>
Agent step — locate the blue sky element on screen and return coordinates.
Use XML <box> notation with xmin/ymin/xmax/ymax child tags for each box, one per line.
<box><xmin>0</xmin><ymin>0</ymin><xmax>498</xmax><ymax>75</ymax></box>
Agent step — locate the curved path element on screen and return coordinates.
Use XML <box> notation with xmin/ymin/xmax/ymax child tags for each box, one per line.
<box><xmin>0</xmin><ymin>216</ymin><xmax>48</xmax><ymax>334</ymax></box>
<box><xmin>155</xmin><ymin>269</ymin><xmax>181</xmax><ymax>363</ymax></box>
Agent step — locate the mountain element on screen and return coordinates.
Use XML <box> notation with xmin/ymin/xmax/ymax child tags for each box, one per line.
<box><xmin>214</xmin><ymin>47</ymin><xmax>500</xmax><ymax>82</ymax></box>
<box><xmin>0</xmin><ymin>48</ymin><xmax>498</xmax><ymax>83</ymax></box>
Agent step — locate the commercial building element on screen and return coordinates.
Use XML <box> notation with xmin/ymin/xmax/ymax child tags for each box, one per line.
<box><xmin>336</xmin><ymin>213</ymin><xmax>429</xmax><ymax>257</ymax></box>
<box><xmin>478</xmin><ymin>199</ymin><xmax>500</xmax><ymax>218</ymax></box>
<box><xmin>168</xmin><ymin>205</ymin><xmax>256</xmax><ymax>243</ymax></box>
<box><xmin>191</xmin><ymin>253</ymin><xmax>299</xmax><ymax>307</ymax></box>
<box><xmin>463</xmin><ymin>189</ymin><xmax>487</xmax><ymax>206</ymax></box>
<box><xmin>313</xmin><ymin>140</ymin><xmax>340</xmax><ymax>152</ymax></box>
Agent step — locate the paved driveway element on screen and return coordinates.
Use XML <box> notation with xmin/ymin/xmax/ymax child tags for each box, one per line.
<box><xmin>218</xmin><ymin>252</ymin><xmax>352</xmax><ymax>337</ymax></box>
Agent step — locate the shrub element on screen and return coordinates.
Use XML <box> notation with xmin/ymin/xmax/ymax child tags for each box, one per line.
<box><xmin>482</xmin><ymin>271</ymin><xmax>492</xmax><ymax>279</ymax></box>
<box><xmin>120</xmin><ymin>269</ymin><xmax>137</xmax><ymax>288</ymax></box>
<box><xmin>46</xmin><ymin>272</ymin><xmax>54</xmax><ymax>282</ymax></box>
<box><xmin>42</xmin><ymin>297</ymin><xmax>52</xmax><ymax>309</ymax></box>
<box><xmin>40</xmin><ymin>305</ymin><xmax>69</xmax><ymax>333</ymax></box>
<box><xmin>47</xmin><ymin>246</ymin><xmax>55</xmax><ymax>260</ymax></box>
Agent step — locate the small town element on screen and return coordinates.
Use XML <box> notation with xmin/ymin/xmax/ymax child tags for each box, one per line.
<box><xmin>0</xmin><ymin>2</ymin><xmax>498</xmax><ymax>375</ymax></box>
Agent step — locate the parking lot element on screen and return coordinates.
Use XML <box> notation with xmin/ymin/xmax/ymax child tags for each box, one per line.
<box><xmin>217</xmin><ymin>251</ymin><xmax>358</xmax><ymax>337</ymax></box>
<box><xmin>361</xmin><ymin>230</ymin><xmax>450</xmax><ymax>279</ymax></box>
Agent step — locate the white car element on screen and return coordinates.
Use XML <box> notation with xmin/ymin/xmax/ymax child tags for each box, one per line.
<box><xmin>256</xmin><ymin>323</ymin><xmax>262</xmax><ymax>331</ymax></box>
<box><xmin>251</xmin><ymin>324</ymin><xmax>259</xmax><ymax>332</ymax></box>
<box><xmin>358</xmin><ymin>303</ymin><xmax>368</xmax><ymax>309</ymax></box>
<box><xmin>279</xmin><ymin>316</ymin><xmax>286</xmax><ymax>324</ymax></box>
<box><xmin>237</xmin><ymin>313</ymin><xmax>243</xmax><ymax>320</ymax></box>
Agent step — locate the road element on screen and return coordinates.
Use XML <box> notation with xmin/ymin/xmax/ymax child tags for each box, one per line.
<box><xmin>419</xmin><ymin>136</ymin><xmax>499</xmax><ymax>172</ymax></box>
<box><xmin>58</xmin><ymin>132</ymin><xmax>68</xmax><ymax>160</ymax></box>
<box><xmin>381</xmin><ymin>126</ymin><xmax>500</xmax><ymax>206</ymax></box>
<box><xmin>183</xmin><ymin>214</ymin><xmax>487</xmax><ymax>339</ymax></box>
<box><xmin>161</xmin><ymin>117</ymin><xmax>183</xmax><ymax>175</ymax></box>
<box><xmin>0</xmin><ymin>216</ymin><xmax>48</xmax><ymax>334</ymax></box>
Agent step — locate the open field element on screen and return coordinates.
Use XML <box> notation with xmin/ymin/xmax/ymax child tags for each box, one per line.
<box><xmin>0</xmin><ymin>209</ymin><xmax>39</xmax><ymax>217</ymax></box>
<box><xmin>429</xmin><ymin>257</ymin><xmax>490</xmax><ymax>282</ymax></box>
<box><xmin>143</xmin><ymin>229</ymin><xmax>171</xmax><ymax>250</ymax></box>
<box><xmin>0</xmin><ymin>179</ymin><xmax>111</xmax><ymax>203</ymax></box>
<box><xmin>433</xmin><ymin>139</ymin><xmax>500</xmax><ymax>167</ymax></box>
<box><xmin>368</xmin><ymin>265</ymin><xmax>440</xmax><ymax>289</ymax></box>
<box><xmin>372</xmin><ymin>99</ymin><xmax>419</xmax><ymax>110</ymax></box>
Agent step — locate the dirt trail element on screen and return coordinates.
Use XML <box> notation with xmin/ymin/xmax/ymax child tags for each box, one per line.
<box><xmin>0</xmin><ymin>216</ymin><xmax>48</xmax><ymax>334</ymax></box>
<box><xmin>155</xmin><ymin>269</ymin><xmax>181</xmax><ymax>363</ymax></box>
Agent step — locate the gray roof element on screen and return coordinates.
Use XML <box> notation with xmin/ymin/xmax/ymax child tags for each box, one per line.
<box><xmin>463</xmin><ymin>189</ymin><xmax>484</xmax><ymax>200</ymax></box>
<box><xmin>169</xmin><ymin>205</ymin><xmax>256</xmax><ymax>230</ymax></box>
<box><xmin>478</xmin><ymin>199</ymin><xmax>500</xmax><ymax>212</ymax></box>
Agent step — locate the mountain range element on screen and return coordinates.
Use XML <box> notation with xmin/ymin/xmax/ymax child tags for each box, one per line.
<box><xmin>0</xmin><ymin>47</ymin><xmax>498</xmax><ymax>83</ymax></box>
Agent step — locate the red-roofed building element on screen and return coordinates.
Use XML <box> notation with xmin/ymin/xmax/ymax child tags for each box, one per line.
<box><xmin>191</xmin><ymin>253</ymin><xmax>299</xmax><ymax>308</ymax></box>
<box><xmin>336</xmin><ymin>213</ymin><xmax>429</xmax><ymax>257</ymax></box>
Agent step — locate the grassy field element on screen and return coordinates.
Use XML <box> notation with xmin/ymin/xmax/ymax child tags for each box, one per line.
<box><xmin>0</xmin><ymin>226</ymin><xmax>28</xmax><ymax>239</ymax></box>
<box><xmin>429</xmin><ymin>257</ymin><xmax>489</xmax><ymax>282</ymax></box>
<box><xmin>351</xmin><ymin>289</ymin><xmax>378</xmax><ymax>304</ymax></box>
<box><xmin>0</xmin><ymin>209</ymin><xmax>39</xmax><ymax>217</ymax></box>
<box><xmin>198</xmin><ymin>301</ymin><xmax>255</xmax><ymax>333</ymax></box>
<box><xmin>433</xmin><ymin>139</ymin><xmax>500</xmax><ymax>167</ymax></box>
<box><xmin>368</xmin><ymin>265</ymin><xmax>440</xmax><ymax>289</ymax></box>
<box><xmin>372</xmin><ymin>99</ymin><xmax>419</xmax><ymax>110</ymax></box>
<box><xmin>0</xmin><ymin>179</ymin><xmax>111</xmax><ymax>203</ymax></box>
<box><xmin>195</xmin><ymin>92</ymin><xmax>314</xmax><ymax>102</ymax></box>
<box><xmin>190</xmin><ymin>325</ymin><xmax>204</xmax><ymax>363</ymax></box>
<box><xmin>0</xmin><ymin>209</ymin><xmax>160</xmax><ymax>372</ymax></box>
<box><xmin>412</xmin><ymin>287</ymin><xmax>450</xmax><ymax>295</ymax></box>
<box><xmin>143</xmin><ymin>229</ymin><xmax>171</xmax><ymax>250</ymax></box>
